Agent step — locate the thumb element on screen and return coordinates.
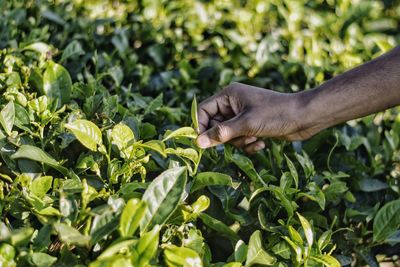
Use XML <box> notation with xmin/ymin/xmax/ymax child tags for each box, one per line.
<box><xmin>196</xmin><ymin>116</ymin><xmax>245</xmax><ymax>148</ymax></box>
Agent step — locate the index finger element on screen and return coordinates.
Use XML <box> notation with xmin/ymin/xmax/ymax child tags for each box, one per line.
<box><xmin>197</xmin><ymin>94</ymin><xmax>222</xmax><ymax>134</ymax></box>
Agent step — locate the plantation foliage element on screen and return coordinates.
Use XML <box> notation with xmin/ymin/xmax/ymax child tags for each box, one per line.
<box><xmin>0</xmin><ymin>0</ymin><xmax>400</xmax><ymax>266</ymax></box>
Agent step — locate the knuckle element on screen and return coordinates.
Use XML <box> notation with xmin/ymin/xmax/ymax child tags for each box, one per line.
<box><xmin>224</xmin><ymin>82</ymin><xmax>241</xmax><ymax>94</ymax></box>
<box><xmin>215</xmin><ymin>124</ymin><xmax>229</xmax><ymax>141</ymax></box>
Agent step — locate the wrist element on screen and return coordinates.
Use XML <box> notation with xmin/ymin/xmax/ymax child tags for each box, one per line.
<box><xmin>292</xmin><ymin>88</ymin><xmax>331</xmax><ymax>139</ymax></box>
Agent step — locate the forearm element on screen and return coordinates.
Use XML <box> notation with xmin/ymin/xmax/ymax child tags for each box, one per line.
<box><xmin>300</xmin><ymin>46</ymin><xmax>400</xmax><ymax>133</ymax></box>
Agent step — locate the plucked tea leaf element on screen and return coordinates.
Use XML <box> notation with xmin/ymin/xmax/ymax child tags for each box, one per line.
<box><xmin>191</xmin><ymin>96</ymin><xmax>199</xmax><ymax>133</ymax></box>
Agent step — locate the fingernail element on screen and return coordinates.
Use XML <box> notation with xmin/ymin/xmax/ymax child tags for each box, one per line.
<box><xmin>255</xmin><ymin>142</ymin><xmax>265</xmax><ymax>150</ymax></box>
<box><xmin>197</xmin><ymin>135</ymin><xmax>211</xmax><ymax>148</ymax></box>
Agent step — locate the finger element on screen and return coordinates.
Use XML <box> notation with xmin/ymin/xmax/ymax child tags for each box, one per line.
<box><xmin>229</xmin><ymin>136</ymin><xmax>258</xmax><ymax>148</ymax></box>
<box><xmin>196</xmin><ymin>114</ymin><xmax>246</xmax><ymax>148</ymax></box>
<box><xmin>198</xmin><ymin>93</ymin><xmax>235</xmax><ymax>134</ymax></box>
<box><xmin>209</xmin><ymin>114</ymin><xmax>225</xmax><ymax>128</ymax></box>
<box><xmin>244</xmin><ymin>140</ymin><xmax>266</xmax><ymax>154</ymax></box>
<box><xmin>197</xmin><ymin>95</ymin><xmax>222</xmax><ymax>134</ymax></box>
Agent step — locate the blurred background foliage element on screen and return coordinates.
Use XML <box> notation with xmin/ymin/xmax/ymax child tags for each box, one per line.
<box><xmin>1</xmin><ymin>0</ymin><xmax>399</xmax><ymax>99</ymax></box>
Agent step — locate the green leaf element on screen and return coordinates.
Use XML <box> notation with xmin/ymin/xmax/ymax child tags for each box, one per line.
<box><xmin>222</xmin><ymin>263</ymin><xmax>242</xmax><ymax>267</ymax></box>
<box><xmin>14</xmin><ymin>103</ymin><xmax>31</xmax><ymax>131</ymax></box>
<box><xmin>182</xmin><ymin>229</ymin><xmax>204</xmax><ymax>256</ymax></box>
<box><xmin>297</xmin><ymin>212</ymin><xmax>313</xmax><ymax>247</ymax></box>
<box><xmin>285</xmin><ymin>155</ymin><xmax>298</xmax><ymax>189</ymax></box>
<box><xmin>23</xmin><ymin>42</ymin><xmax>52</xmax><ymax>54</ymax></box>
<box><xmin>119</xmin><ymin>198</ymin><xmax>147</xmax><ymax>237</ymax></box>
<box><xmin>0</xmin><ymin>244</ymin><xmax>16</xmax><ymax>265</ymax></box>
<box><xmin>0</xmin><ymin>243</ymin><xmax>15</xmax><ymax>261</ymax></box>
<box><xmin>191</xmin><ymin>172</ymin><xmax>240</xmax><ymax>192</ymax></box>
<box><xmin>282</xmin><ymin>236</ymin><xmax>302</xmax><ymax>263</ymax></box>
<box><xmin>43</xmin><ymin>61</ymin><xmax>71</xmax><ymax>108</ymax></box>
<box><xmin>191</xmin><ymin>195</ymin><xmax>210</xmax><ymax>215</ymax></box>
<box><xmin>163</xmin><ymin>127</ymin><xmax>198</xmax><ymax>141</ymax></box>
<box><xmin>9</xmin><ymin>227</ymin><xmax>34</xmax><ymax>246</ymax></box>
<box><xmin>108</xmin><ymin>66</ymin><xmax>124</xmax><ymax>86</ymax></box>
<box><xmin>272</xmin><ymin>187</ymin><xmax>294</xmax><ymax>217</ymax></box>
<box><xmin>31</xmin><ymin>176</ymin><xmax>53</xmax><ymax>198</ymax></box>
<box><xmin>295</xmin><ymin>152</ymin><xmax>314</xmax><ymax>179</ymax></box>
<box><xmin>288</xmin><ymin>226</ymin><xmax>303</xmax><ymax>245</ymax></box>
<box><xmin>191</xmin><ymin>96</ymin><xmax>199</xmax><ymax>133</ymax></box>
<box><xmin>65</xmin><ymin>119</ymin><xmax>102</xmax><ymax>151</ymax></box>
<box><xmin>229</xmin><ymin>153</ymin><xmax>263</xmax><ymax>184</ymax></box>
<box><xmin>98</xmin><ymin>239</ymin><xmax>138</xmax><ymax>260</ymax></box>
<box><xmin>0</xmin><ymin>101</ymin><xmax>15</xmax><ymax>135</ymax></box>
<box><xmin>298</xmin><ymin>182</ymin><xmax>326</xmax><ymax>210</ymax></box>
<box><xmin>234</xmin><ymin>240</ymin><xmax>248</xmax><ymax>263</ymax></box>
<box><xmin>373</xmin><ymin>198</ymin><xmax>400</xmax><ymax>243</ymax></box>
<box><xmin>138</xmin><ymin>140</ymin><xmax>166</xmax><ymax>157</ymax></box>
<box><xmin>31</xmin><ymin>252</ymin><xmax>57</xmax><ymax>267</ymax></box>
<box><xmin>198</xmin><ymin>213</ymin><xmax>239</xmax><ymax>242</ymax></box>
<box><xmin>54</xmin><ymin>223</ymin><xmax>90</xmax><ymax>247</ymax></box>
<box><xmin>90</xmin><ymin>256</ymin><xmax>133</xmax><ymax>267</ymax></box>
<box><xmin>271</xmin><ymin>241</ymin><xmax>291</xmax><ymax>260</ymax></box>
<box><xmin>163</xmin><ymin>244</ymin><xmax>202</xmax><ymax>267</ymax></box>
<box><xmin>245</xmin><ymin>230</ymin><xmax>277</xmax><ymax>266</ymax></box>
<box><xmin>61</xmin><ymin>40</ymin><xmax>84</xmax><ymax>62</ymax></box>
<box><xmin>140</xmin><ymin>167</ymin><xmax>187</xmax><ymax>233</ymax></box>
<box><xmin>133</xmin><ymin>225</ymin><xmax>160</xmax><ymax>267</ymax></box>
<box><xmin>166</xmin><ymin>147</ymin><xmax>199</xmax><ymax>165</ymax></box>
<box><xmin>311</xmin><ymin>255</ymin><xmax>341</xmax><ymax>267</ymax></box>
<box><xmin>90</xmin><ymin>207</ymin><xmax>120</xmax><ymax>245</ymax></box>
<box><xmin>111</xmin><ymin>123</ymin><xmax>135</xmax><ymax>158</ymax></box>
<box><xmin>358</xmin><ymin>178</ymin><xmax>388</xmax><ymax>192</ymax></box>
<box><xmin>144</xmin><ymin>93</ymin><xmax>163</xmax><ymax>115</ymax></box>
<box><xmin>317</xmin><ymin>230</ymin><xmax>332</xmax><ymax>252</ymax></box>
<box><xmin>250</xmin><ymin>186</ymin><xmax>296</xmax><ymax>217</ymax></box>
<box><xmin>11</xmin><ymin>145</ymin><xmax>69</xmax><ymax>176</ymax></box>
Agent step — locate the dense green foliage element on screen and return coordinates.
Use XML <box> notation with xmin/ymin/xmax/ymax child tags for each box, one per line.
<box><xmin>1</xmin><ymin>0</ymin><xmax>400</xmax><ymax>266</ymax></box>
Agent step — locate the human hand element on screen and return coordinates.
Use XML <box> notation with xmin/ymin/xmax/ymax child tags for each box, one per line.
<box><xmin>196</xmin><ymin>83</ymin><xmax>317</xmax><ymax>153</ymax></box>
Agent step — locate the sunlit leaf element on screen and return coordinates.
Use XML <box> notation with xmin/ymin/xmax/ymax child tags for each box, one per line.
<box><xmin>65</xmin><ymin>119</ymin><xmax>102</xmax><ymax>151</ymax></box>
<box><xmin>140</xmin><ymin>167</ymin><xmax>187</xmax><ymax>233</ymax></box>
<box><xmin>0</xmin><ymin>101</ymin><xmax>15</xmax><ymax>135</ymax></box>
<box><xmin>43</xmin><ymin>61</ymin><xmax>71</xmax><ymax>108</ymax></box>
<box><xmin>245</xmin><ymin>231</ymin><xmax>277</xmax><ymax>266</ymax></box>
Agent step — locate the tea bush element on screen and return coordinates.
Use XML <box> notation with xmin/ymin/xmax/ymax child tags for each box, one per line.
<box><xmin>0</xmin><ymin>0</ymin><xmax>399</xmax><ymax>266</ymax></box>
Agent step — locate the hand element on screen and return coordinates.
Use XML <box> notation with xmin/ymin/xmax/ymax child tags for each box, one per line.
<box><xmin>196</xmin><ymin>83</ymin><xmax>317</xmax><ymax>153</ymax></box>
